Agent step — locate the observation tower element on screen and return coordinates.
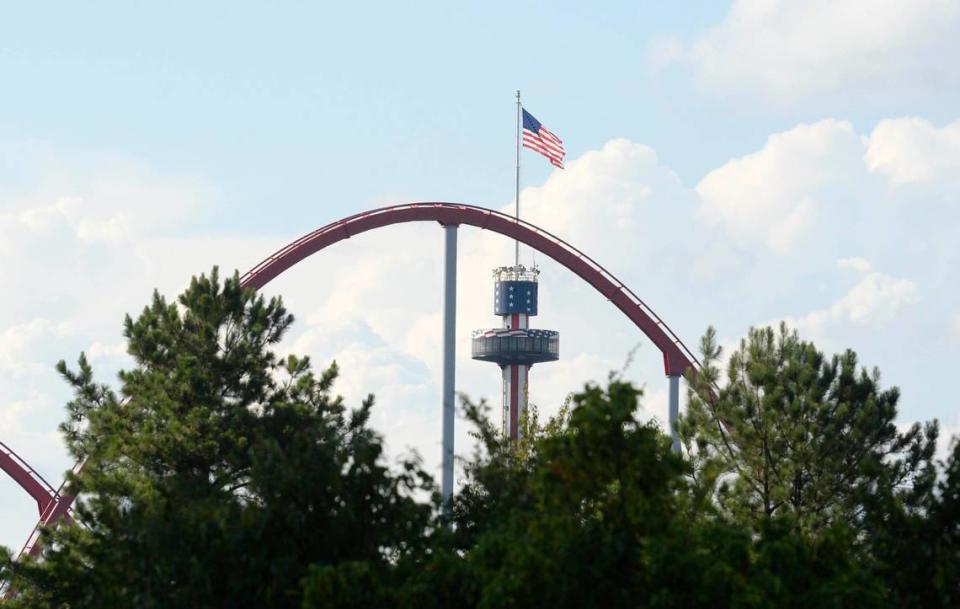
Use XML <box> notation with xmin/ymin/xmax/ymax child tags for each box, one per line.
<box><xmin>472</xmin><ymin>264</ymin><xmax>559</xmax><ymax>439</ymax></box>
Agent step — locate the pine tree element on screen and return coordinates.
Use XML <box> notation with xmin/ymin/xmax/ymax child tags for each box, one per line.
<box><xmin>0</xmin><ymin>269</ymin><xmax>432</xmax><ymax>609</ymax></box>
<box><xmin>866</xmin><ymin>440</ymin><xmax>960</xmax><ymax>607</ymax></box>
<box><xmin>681</xmin><ymin>323</ymin><xmax>938</xmax><ymax>534</ymax></box>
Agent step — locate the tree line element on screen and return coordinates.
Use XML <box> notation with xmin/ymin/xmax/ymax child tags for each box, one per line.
<box><xmin>2</xmin><ymin>269</ymin><xmax>957</xmax><ymax>608</ymax></box>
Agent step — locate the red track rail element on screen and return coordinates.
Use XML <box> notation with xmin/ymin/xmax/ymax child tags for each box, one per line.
<box><xmin>0</xmin><ymin>440</ymin><xmax>57</xmax><ymax>516</ymax></box>
<box><xmin>241</xmin><ymin>202</ymin><xmax>700</xmax><ymax>375</ymax></box>
<box><xmin>3</xmin><ymin>201</ymin><xmax>700</xmax><ymax>584</ymax></box>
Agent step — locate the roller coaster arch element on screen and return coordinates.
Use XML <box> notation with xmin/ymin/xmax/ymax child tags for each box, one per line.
<box><xmin>241</xmin><ymin>202</ymin><xmax>699</xmax><ymax>375</ymax></box>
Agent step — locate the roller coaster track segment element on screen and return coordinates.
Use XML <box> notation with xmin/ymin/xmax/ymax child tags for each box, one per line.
<box><xmin>0</xmin><ymin>441</ymin><xmax>57</xmax><ymax>516</ymax></box>
<box><xmin>12</xmin><ymin>462</ymin><xmax>81</xmax><ymax>564</ymax></box>
<box><xmin>0</xmin><ymin>443</ymin><xmax>65</xmax><ymax>599</ymax></box>
<box><xmin>240</xmin><ymin>202</ymin><xmax>701</xmax><ymax>376</ymax></box>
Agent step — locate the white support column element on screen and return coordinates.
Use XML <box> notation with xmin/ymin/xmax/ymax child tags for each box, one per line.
<box><xmin>668</xmin><ymin>375</ymin><xmax>680</xmax><ymax>454</ymax></box>
<box><xmin>441</xmin><ymin>224</ymin><xmax>458</xmax><ymax>509</ymax></box>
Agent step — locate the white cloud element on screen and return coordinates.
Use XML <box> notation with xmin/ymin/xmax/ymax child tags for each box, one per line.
<box><xmin>786</xmin><ymin>271</ymin><xmax>919</xmax><ymax>339</ymax></box>
<box><xmin>645</xmin><ymin>35</ymin><xmax>684</xmax><ymax>70</ymax></box>
<box><xmin>691</xmin><ymin>0</ymin><xmax>960</xmax><ymax>103</ymax></box>
<box><xmin>866</xmin><ymin>117</ymin><xmax>960</xmax><ymax>187</ymax></box>
<box><xmin>937</xmin><ymin>418</ymin><xmax>960</xmax><ymax>463</ymax></box>
<box><xmin>289</xmin><ymin>317</ymin><xmax>431</xmax><ymax>412</ymax></box>
<box><xmin>0</xmin><ymin>160</ymin><xmax>217</xmax><ymax>252</ymax></box>
<box><xmin>826</xmin><ymin>272</ymin><xmax>919</xmax><ymax>324</ymax></box>
<box><xmin>0</xmin><ymin>319</ymin><xmax>76</xmax><ymax>378</ymax></box>
<box><xmin>696</xmin><ymin>119</ymin><xmax>866</xmax><ymax>252</ymax></box>
<box><xmin>87</xmin><ymin>341</ymin><xmax>128</xmax><ymax>360</ymax></box>
<box><xmin>685</xmin><ymin>0</ymin><xmax>960</xmax><ymax>105</ymax></box>
<box><xmin>516</xmin><ymin>138</ymin><xmax>697</xmax><ymax>267</ymax></box>
<box><xmin>837</xmin><ymin>257</ymin><xmax>872</xmax><ymax>273</ymax></box>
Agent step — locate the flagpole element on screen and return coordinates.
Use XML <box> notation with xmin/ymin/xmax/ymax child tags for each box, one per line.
<box><xmin>515</xmin><ymin>90</ymin><xmax>521</xmax><ymax>266</ymax></box>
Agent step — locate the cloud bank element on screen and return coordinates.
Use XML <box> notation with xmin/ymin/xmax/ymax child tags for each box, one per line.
<box><xmin>653</xmin><ymin>0</ymin><xmax>960</xmax><ymax>106</ymax></box>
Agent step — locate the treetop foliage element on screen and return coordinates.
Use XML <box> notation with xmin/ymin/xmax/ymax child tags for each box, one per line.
<box><xmin>1</xmin><ymin>270</ymin><xmax>956</xmax><ymax>608</ymax></box>
<box><xmin>681</xmin><ymin>323</ymin><xmax>938</xmax><ymax>534</ymax></box>
<box><xmin>4</xmin><ymin>269</ymin><xmax>433</xmax><ymax>609</ymax></box>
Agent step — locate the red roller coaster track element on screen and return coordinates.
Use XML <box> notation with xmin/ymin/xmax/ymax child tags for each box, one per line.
<box><xmin>242</xmin><ymin>203</ymin><xmax>699</xmax><ymax>375</ymax></box>
<box><xmin>1</xmin><ymin>202</ymin><xmax>699</xmax><ymax>572</ymax></box>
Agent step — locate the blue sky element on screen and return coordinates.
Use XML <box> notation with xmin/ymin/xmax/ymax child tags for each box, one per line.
<box><xmin>2</xmin><ymin>1</ymin><xmax>960</xmax><ymax>550</ymax></box>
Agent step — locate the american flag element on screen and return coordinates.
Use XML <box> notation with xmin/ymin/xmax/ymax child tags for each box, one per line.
<box><xmin>522</xmin><ymin>109</ymin><xmax>565</xmax><ymax>169</ymax></box>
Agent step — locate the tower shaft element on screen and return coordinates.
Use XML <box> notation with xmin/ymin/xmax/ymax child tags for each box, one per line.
<box><xmin>502</xmin><ymin>313</ymin><xmax>529</xmax><ymax>440</ymax></box>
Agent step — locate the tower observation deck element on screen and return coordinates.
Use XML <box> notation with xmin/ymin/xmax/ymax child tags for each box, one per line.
<box><xmin>471</xmin><ymin>265</ymin><xmax>559</xmax><ymax>439</ymax></box>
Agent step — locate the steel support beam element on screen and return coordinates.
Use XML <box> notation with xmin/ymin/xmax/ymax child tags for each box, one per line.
<box><xmin>668</xmin><ymin>374</ymin><xmax>680</xmax><ymax>453</ymax></box>
<box><xmin>441</xmin><ymin>224</ymin><xmax>458</xmax><ymax>509</ymax></box>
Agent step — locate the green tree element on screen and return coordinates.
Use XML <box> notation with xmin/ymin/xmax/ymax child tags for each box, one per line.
<box><xmin>865</xmin><ymin>439</ymin><xmax>960</xmax><ymax>608</ymax></box>
<box><xmin>3</xmin><ymin>277</ymin><xmax>936</xmax><ymax>608</ymax></box>
<box><xmin>1</xmin><ymin>269</ymin><xmax>432</xmax><ymax>609</ymax></box>
<box><xmin>382</xmin><ymin>379</ymin><xmax>886</xmax><ymax>609</ymax></box>
<box><xmin>681</xmin><ymin>323</ymin><xmax>938</xmax><ymax>534</ymax></box>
